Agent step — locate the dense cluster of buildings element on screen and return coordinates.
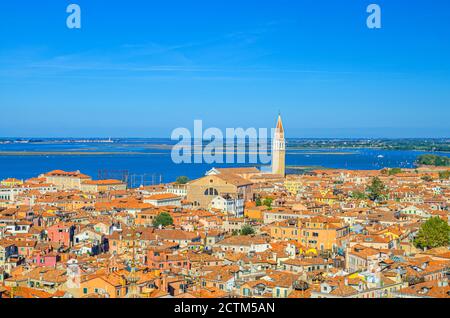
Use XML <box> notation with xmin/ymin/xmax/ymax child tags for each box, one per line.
<box><xmin>0</xmin><ymin>117</ymin><xmax>449</xmax><ymax>298</ymax></box>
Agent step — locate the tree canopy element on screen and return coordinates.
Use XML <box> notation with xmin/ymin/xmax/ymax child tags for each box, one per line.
<box><xmin>262</xmin><ymin>198</ymin><xmax>273</xmax><ymax>208</ymax></box>
<box><xmin>175</xmin><ymin>176</ymin><xmax>190</xmax><ymax>184</ymax></box>
<box><xmin>351</xmin><ymin>191</ymin><xmax>367</xmax><ymax>200</ymax></box>
<box><xmin>416</xmin><ymin>154</ymin><xmax>450</xmax><ymax>167</ymax></box>
<box><xmin>414</xmin><ymin>217</ymin><xmax>450</xmax><ymax>250</ymax></box>
<box><xmin>366</xmin><ymin>177</ymin><xmax>387</xmax><ymax>201</ymax></box>
<box><xmin>240</xmin><ymin>225</ymin><xmax>256</xmax><ymax>236</ymax></box>
<box><xmin>153</xmin><ymin>212</ymin><xmax>174</xmax><ymax>227</ymax></box>
<box><xmin>439</xmin><ymin>171</ymin><xmax>450</xmax><ymax>180</ymax></box>
<box><xmin>421</xmin><ymin>175</ymin><xmax>433</xmax><ymax>182</ymax></box>
<box><xmin>383</xmin><ymin>168</ymin><xmax>402</xmax><ymax>176</ymax></box>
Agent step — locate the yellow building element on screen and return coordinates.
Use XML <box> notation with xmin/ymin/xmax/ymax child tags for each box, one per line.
<box><xmin>244</xmin><ymin>206</ymin><xmax>268</xmax><ymax>220</ymax></box>
<box><xmin>81</xmin><ymin>179</ymin><xmax>127</xmax><ymax>193</ymax></box>
<box><xmin>80</xmin><ymin>273</ymin><xmax>127</xmax><ymax>298</ymax></box>
<box><xmin>299</xmin><ymin>216</ymin><xmax>350</xmax><ymax>252</ymax></box>
<box><xmin>1</xmin><ymin>178</ymin><xmax>23</xmax><ymax>187</ymax></box>
<box><xmin>269</xmin><ymin>220</ymin><xmax>299</xmax><ymax>241</ymax></box>
<box><xmin>268</xmin><ymin>216</ymin><xmax>350</xmax><ymax>253</ymax></box>
<box><xmin>187</xmin><ymin>173</ymin><xmax>252</xmax><ymax>209</ymax></box>
<box><xmin>40</xmin><ymin>170</ymin><xmax>91</xmax><ymax>190</ymax></box>
<box><xmin>313</xmin><ymin>189</ymin><xmax>338</xmax><ymax>205</ymax></box>
<box><xmin>284</xmin><ymin>177</ymin><xmax>303</xmax><ymax>195</ymax></box>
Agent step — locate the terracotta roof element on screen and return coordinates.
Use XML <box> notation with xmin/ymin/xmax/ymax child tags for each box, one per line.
<box><xmin>145</xmin><ymin>193</ymin><xmax>181</xmax><ymax>200</ymax></box>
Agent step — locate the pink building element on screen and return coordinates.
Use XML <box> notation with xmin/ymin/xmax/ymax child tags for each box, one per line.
<box><xmin>47</xmin><ymin>223</ymin><xmax>75</xmax><ymax>247</ymax></box>
<box><xmin>33</xmin><ymin>252</ymin><xmax>60</xmax><ymax>267</ymax></box>
<box><xmin>147</xmin><ymin>250</ymin><xmax>191</xmax><ymax>271</ymax></box>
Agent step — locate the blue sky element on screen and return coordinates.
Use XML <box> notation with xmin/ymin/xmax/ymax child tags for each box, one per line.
<box><xmin>0</xmin><ymin>0</ymin><xmax>449</xmax><ymax>138</ymax></box>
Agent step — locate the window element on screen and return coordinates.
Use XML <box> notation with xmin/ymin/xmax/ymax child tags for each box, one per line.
<box><xmin>83</xmin><ymin>288</ymin><xmax>88</xmax><ymax>294</ymax></box>
<box><xmin>204</xmin><ymin>188</ymin><xmax>218</xmax><ymax>196</ymax></box>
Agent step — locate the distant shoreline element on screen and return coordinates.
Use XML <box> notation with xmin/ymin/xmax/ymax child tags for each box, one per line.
<box><xmin>1</xmin><ymin>141</ymin><xmax>449</xmax><ymax>153</ymax></box>
<box><xmin>287</xmin><ymin>152</ymin><xmax>356</xmax><ymax>155</ymax></box>
<box><xmin>0</xmin><ymin>150</ymin><xmax>358</xmax><ymax>156</ymax></box>
<box><xmin>0</xmin><ymin>151</ymin><xmax>165</xmax><ymax>156</ymax></box>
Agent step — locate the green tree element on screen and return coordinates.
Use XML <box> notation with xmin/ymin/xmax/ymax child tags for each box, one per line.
<box><xmin>351</xmin><ymin>191</ymin><xmax>367</xmax><ymax>200</ymax></box>
<box><xmin>366</xmin><ymin>177</ymin><xmax>387</xmax><ymax>201</ymax></box>
<box><xmin>388</xmin><ymin>168</ymin><xmax>402</xmax><ymax>176</ymax></box>
<box><xmin>240</xmin><ymin>225</ymin><xmax>255</xmax><ymax>236</ymax></box>
<box><xmin>421</xmin><ymin>175</ymin><xmax>433</xmax><ymax>182</ymax></box>
<box><xmin>438</xmin><ymin>171</ymin><xmax>450</xmax><ymax>180</ymax></box>
<box><xmin>255</xmin><ymin>198</ymin><xmax>262</xmax><ymax>206</ymax></box>
<box><xmin>262</xmin><ymin>198</ymin><xmax>273</xmax><ymax>208</ymax></box>
<box><xmin>416</xmin><ymin>154</ymin><xmax>450</xmax><ymax>167</ymax></box>
<box><xmin>414</xmin><ymin>217</ymin><xmax>450</xmax><ymax>250</ymax></box>
<box><xmin>175</xmin><ymin>176</ymin><xmax>190</xmax><ymax>184</ymax></box>
<box><xmin>153</xmin><ymin>212</ymin><xmax>174</xmax><ymax>227</ymax></box>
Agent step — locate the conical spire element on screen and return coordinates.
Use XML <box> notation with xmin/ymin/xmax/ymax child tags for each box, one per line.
<box><xmin>276</xmin><ymin>114</ymin><xmax>284</xmax><ymax>133</ymax></box>
<box><xmin>272</xmin><ymin>113</ymin><xmax>286</xmax><ymax>177</ymax></box>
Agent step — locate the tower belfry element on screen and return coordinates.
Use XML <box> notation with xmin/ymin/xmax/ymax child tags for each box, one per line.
<box><xmin>272</xmin><ymin>114</ymin><xmax>286</xmax><ymax>176</ymax></box>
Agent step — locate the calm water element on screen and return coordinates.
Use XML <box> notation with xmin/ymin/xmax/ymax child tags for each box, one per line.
<box><xmin>0</xmin><ymin>139</ymin><xmax>448</xmax><ymax>185</ymax></box>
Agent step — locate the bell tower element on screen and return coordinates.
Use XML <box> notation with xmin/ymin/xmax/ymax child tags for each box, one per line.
<box><xmin>272</xmin><ymin>114</ymin><xmax>286</xmax><ymax>176</ymax></box>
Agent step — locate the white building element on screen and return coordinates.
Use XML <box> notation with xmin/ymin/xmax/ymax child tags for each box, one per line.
<box><xmin>167</xmin><ymin>183</ymin><xmax>188</xmax><ymax>197</ymax></box>
<box><xmin>209</xmin><ymin>195</ymin><xmax>244</xmax><ymax>217</ymax></box>
<box><xmin>144</xmin><ymin>193</ymin><xmax>182</xmax><ymax>207</ymax></box>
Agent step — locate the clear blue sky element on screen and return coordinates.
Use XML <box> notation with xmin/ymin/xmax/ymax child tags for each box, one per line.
<box><xmin>0</xmin><ymin>0</ymin><xmax>449</xmax><ymax>138</ymax></box>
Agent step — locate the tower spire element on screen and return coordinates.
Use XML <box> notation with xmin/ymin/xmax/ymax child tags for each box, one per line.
<box><xmin>272</xmin><ymin>113</ymin><xmax>286</xmax><ymax>177</ymax></box>
<box><xmin>276</xmin><ymin>113</ymin><xmax>284</xmax><ymax>134</ymax></box>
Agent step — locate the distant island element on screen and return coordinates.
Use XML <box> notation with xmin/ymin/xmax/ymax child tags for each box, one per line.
<box><xmin>287</xmin><ymin>138</ymin><xmax>450</xmax><ymax>152</ymax></box>
<box><xmin>416</xmin><ymin>154</ymin><xmax>450</xmax><ymax>166</ymax></box>
<box><xmin>1</xmin><ymin>138</ymin><xmax>449</xmax><ymax>152</ymax></box>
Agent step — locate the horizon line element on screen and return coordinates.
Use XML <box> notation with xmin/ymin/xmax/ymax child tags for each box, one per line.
<box><xmin>1</xmin><ymin>136</ymin><xmax>449</xmax><ymax>140</ymax></box>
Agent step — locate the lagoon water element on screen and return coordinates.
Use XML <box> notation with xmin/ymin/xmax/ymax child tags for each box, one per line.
<box><xmin>0</xmin><ymin>139</ymin><xmax>448</xmax><ymax>185</ymax></box>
